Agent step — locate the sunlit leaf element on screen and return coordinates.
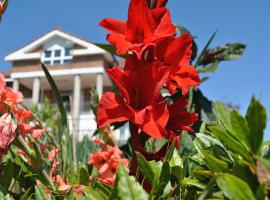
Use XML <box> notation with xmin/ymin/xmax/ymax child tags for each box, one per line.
<box><xmin>216</xmin><ymin>173</ymin><xmax>255</xmax><ymax>200</ymax></box>
<box><xmin>117</xmin><ymin>164</ymin><xmax>148</xmax><ymax>200</ymax></box>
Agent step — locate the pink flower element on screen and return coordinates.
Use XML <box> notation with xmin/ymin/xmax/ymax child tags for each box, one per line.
<box><xmin>0</xmin><ymin>113</ymin><xmax>17</xmax><ymax>156</ymax></box>
<box><xmin>88</xmin><ymin>141</ymin><xmax>128</xmax><ymax>185</ymax></box>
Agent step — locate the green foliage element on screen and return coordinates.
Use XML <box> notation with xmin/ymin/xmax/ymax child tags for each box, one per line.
<box><xmin>216</xmin><ymin>174</ymin><xmax>255</xmax><ymax>200</ymax></box>
<box><xmin>117</xmin><ymin>164</ymin><xmax>148</xmax><ymax>200</ymax></box>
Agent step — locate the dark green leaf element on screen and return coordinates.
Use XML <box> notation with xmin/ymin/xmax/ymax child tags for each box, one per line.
<box><xmin>165</xmin><ymin>141</ymin><xmax>175</xmax><ymax>162</ymax></box>
<box><xmin>199</xmin><ymin>43</ymin><xmax>246</xmax><ymax>66</ymax></box>
<box><xmin>135</xmin><ymin>152</ymin><xmax>155</xmax><ymax>182</ymax></box>
<box><xmin>216</xmin><ymin>173</ymin><xmax>255</xmax><ymax>200</ymax></box>
<box><xmin>245</xmin><ymin>96</ymin><xmax>267</xmax><ymax>153</ymax></box>
<box><xmin>79</xmin><ymin>164</ymin><xmax>89</xmax><ymax>186</ymax></box>
<box><xmin>159</xmin><ymin>161</ymin><xmax>170</xmax><ymax>185</ymax></box>
<box><xmin>194</xmin><ymin>31</ymin><xmax>217</xmax><ymax>67</ymax></box>
<box><xmin>41</xmin><ymin>63</ymin><xmax>67</xmax><ymax>127</ymax></box>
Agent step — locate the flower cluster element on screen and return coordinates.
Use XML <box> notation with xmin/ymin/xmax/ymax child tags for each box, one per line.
<box><xmin>0</xmin><ymin>73</ymin><xmax>45</xmax><ymax>160</ymax></box>
<box><xmin>88</xmin><ymin>139</ymin><xmax>128</xmax><ymax>185</ymax></box>
<box><xmin>97</xmin><ymin>0</ymin><xmax>200</xmax><ymax>155</ymax></box>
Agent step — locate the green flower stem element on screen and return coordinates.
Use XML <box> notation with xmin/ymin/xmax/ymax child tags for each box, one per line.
<box><xmin>17</xmin><ymin>135</ymin><xmax>31</xmax><ymax>156</ymax></box>
<box><xmin>42</xmin><ymin>169</ymin><xmax>55</xmax><ymax>192</ymax></box>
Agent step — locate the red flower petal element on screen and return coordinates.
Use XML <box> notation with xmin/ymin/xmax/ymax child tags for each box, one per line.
<box><xmin>99</xmin><ymin>18</ymin><xmax>127</xmax><ymax>35</ymax></box>
<box><xmin>97</xmin><ymin>92</ymin><xmax>133</xmax><ymax>128</ymax></box>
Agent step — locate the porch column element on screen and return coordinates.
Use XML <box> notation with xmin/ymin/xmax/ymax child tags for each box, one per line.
<box><xmin>96</xmin><ymin>73</ymin><xmax>103</xmax><ymax>99</ymax></box>
<box><xmin>72</xmin><ymin>75</ymin><xmax>81</xmax><ymax>134</ymax></box>
<box><xmin>72</xmin><ymin>74</ymin><xmax>81</xmax><ymax>170</ymax></box>
<box><xmin>12</xmin><ymin>79</ymin><xmax>20</xmax><ymax>91</ymax></box>
<box><xmin>32</xmin><ymin>77</ymin><xmax>40</xmax><ymax>104</ymax></box>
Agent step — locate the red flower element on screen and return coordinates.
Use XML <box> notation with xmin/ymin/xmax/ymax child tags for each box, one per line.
<box><xmin>156</xmin><ymin>33</ymin><xmax>200</xmax><ymax>94</ymax></box>
<box><xmin>163</xmin><ymin>97</ymin><xmax>198</xmax><ymax>147</ymax></box>
<box><xmin>98</xmin><ymin>53</ymin><xmax>169</xmax><ymax>139</ymax></box>
<box><xmin>0</xmin><ymin>73</ymin><xmax>5</xmax><ymax>91</ymax></box>
<box><xmin>88</xmin><ymin>141</ymin><xmax>128</xmax><ymax>186</ymax></box>
<box><xmin>100</xmin><ymin>0</ymin><xmax>175</xmax><ymax>55</ymax></box>
<box><xmin>0</xmin><ymin>113</ymin><xmax>17</xmax><ymax>156</ymax></box>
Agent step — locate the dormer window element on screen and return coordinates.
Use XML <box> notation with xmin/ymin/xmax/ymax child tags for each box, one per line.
<box><xmin>42</xmin><ymin>41</ymin><xmax>73</xmax><ymax>66</ymax></box>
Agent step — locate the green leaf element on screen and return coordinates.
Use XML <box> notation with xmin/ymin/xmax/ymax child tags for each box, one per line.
<box><xmin>41</xmin><ymin>63</ymin><xmax>67</xmax><ymax>127</ymax></box>
<box><xmin>214</xmin><ymin>101</ymin><xmax>232</xmax><ymax>132</ymax></box>
<box><xmin>117</xmin><ymin>164</ymin><xmax>148</xmax><ymax>200</ymax></box>
<box><xmin>135</xmin><ymin>152</ymin><xmax>155</xmax><ymax>183</ymax></box>
<box><xmin>245</xmin><ymin>96</ymin><xmax>267</xmax><ymax>153</ymax></box>
<box><xmin>94</xmin><ymin>182</ymin><xmax>112</xmax><ymax>198</ymax></box>
<box><xmin>194</xmin><ymin>31</ymin><xmax>217</xmax><ymax>67</ymax></box>
<box><xmin>109</xmin><ymin>175</ymin><xmax>119</xmax><ymax>200</ymax></box>
<box><xmin>230</xmin><ymin>110</ymin><xmax>250</xmax><ymax>148</ymax></box>
<box><xmin>79</xmin><ymin>164</ymin><xmax>89</xmax><ymax>186</ymax></box>
<box><xmin>165</xmin><ymin>141</ymin><xmax>175</xmax><ymax>162</ymax></box>
<box><xmin>198</xmin><ymin>61</ymin><xmax>218</xmax><ymax>73</ymax></box>
<box><xmin>202</xmin><ymin>151</ymin><xmax>229</xmax><ymax>172</ymax></box>
<box><xmin>208</xmin><ymin>126</ymin><xmax>250</xmax><ymax>161</ymax></box>
<box><xmin>84</xmin><ymin>188</ymin><xmax>107</xmax><ymax>200</ymax></box>
<box><xmin>199</xmin><ymin>43</ymin><xmax>246</xmax><ymax>66</ymax></box>
<box><xmin>159</xmin><ymin>161</ymin><xmax>170</xmax><ymax>185</ymax></box>
<box><xmin>169</xmin><ymin>150</ymin><xmax>183</xmax><ymax>168</ymax></box>
<box><xmin>216</xmin><ymin>173</ymin><xmax>255</xmax><ymax>200</ymax></box>
<box><xmin>20</xmin><ymin>187</ymin><xmax>32</xmax><ymax>200</ymax></box>
<box><xmin>182</xmin><ymin>178</ymin><xmax>207</xmax><ymax>190</ymax></box>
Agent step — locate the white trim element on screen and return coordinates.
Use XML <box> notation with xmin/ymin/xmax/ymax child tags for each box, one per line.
<box><xmin>4</xmin><ymin>78</ymin><xmax>14</xmax><ymax>82</ymax></box>
<box><xmin>10</xmin><ymin>67</ymin><xmax>105</xmax><ymax>79</ymax></box>
<box><xmin>5</xmin><ymin>29</ymin><xmax>113</xmax><ymax>62</ymax></box>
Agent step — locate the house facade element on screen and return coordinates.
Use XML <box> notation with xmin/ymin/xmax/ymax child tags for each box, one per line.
<box><xmin>3</xmin><ymin>29</ymin><xmax>129</xmax><ymax>142</ymax></box>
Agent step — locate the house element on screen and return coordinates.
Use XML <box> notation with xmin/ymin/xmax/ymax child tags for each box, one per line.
<box><xmin>3</xmin><ymin>28</ymin><xmax>129</xmax><ymax>142</ymax></box>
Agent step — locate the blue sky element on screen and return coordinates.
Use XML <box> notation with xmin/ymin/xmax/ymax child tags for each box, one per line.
<box><xmin>1</xmin><ymin>0</ymin><xmax>270</xmax><ymax>139</ymax></box>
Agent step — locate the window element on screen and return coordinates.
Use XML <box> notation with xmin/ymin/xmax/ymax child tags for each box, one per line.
<box><xmin>43</xmin><ymin>60</ymin><xmax>51</xmax><ymax>65</ymax></box>
<box><xmin>42</xmin><ymin>47</ymin><xmax>73</xmax><ymax>66</ymax></box>
<box><xmin>53</xmin><ymin>60</ymin><xmax>61</xmax><ymax>65</ymax></box>
<box><xmin>44</xmin><ymin>50</ymin><xmax>51</xmax><ymax>58</ymax></box>
<box><xmin>54</xmin><ymin>50</ymin><xmax>61</xmax><ymax>57</ymax></box>
<box><xmin>65</xmin><ymin>48</ymin><xmax>71</xmax><ymax>56</ymax></box>
<box><xmin>64</xmin><ymin>59</ymin><xmax>72</xmax><ymax>64</ymax></box>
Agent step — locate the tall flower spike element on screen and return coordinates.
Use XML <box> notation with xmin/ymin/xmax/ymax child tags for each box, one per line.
<box><xmin>98</xmin><ymin>52</ymin><xmax>170</xmax><ymax>139</ymax></box>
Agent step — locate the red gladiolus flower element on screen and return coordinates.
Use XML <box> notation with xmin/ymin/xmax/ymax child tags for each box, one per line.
<box><xmin>100</xmin><ymin>0</ymin><xmax>175</xmax><ymax>55</ymax></box>
<box><xmin>98</xmin><ymin>53</ymin><xmax>170</xmax><ymax>139</ymax></box>
<box><xmin>156</xmin><ymin>33</ymin><xmax>200</xmax><ymax>94</ymax></box>
<box><xmin>0</xmin><ymin>113</ymin><xmax>17</xmax><ymax>156</ymax></box>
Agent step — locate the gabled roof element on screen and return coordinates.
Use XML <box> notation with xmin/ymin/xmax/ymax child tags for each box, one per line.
<box><xmin>5</xmin><ymin>28</ymin><xmax>113</xmax><ymax>62</ymax></box>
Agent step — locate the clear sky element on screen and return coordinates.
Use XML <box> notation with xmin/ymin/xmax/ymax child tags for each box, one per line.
<box><xmin>0</xmin><ymin>0</ymin><xmax>270</xmax><ymax>139</ymax></box>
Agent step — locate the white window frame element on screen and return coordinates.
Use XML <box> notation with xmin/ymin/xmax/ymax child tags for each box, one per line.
<box><xmin>41</xmin><ymin>40</ymin><xmax>73</xmax><ymax>66</ymax></box>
